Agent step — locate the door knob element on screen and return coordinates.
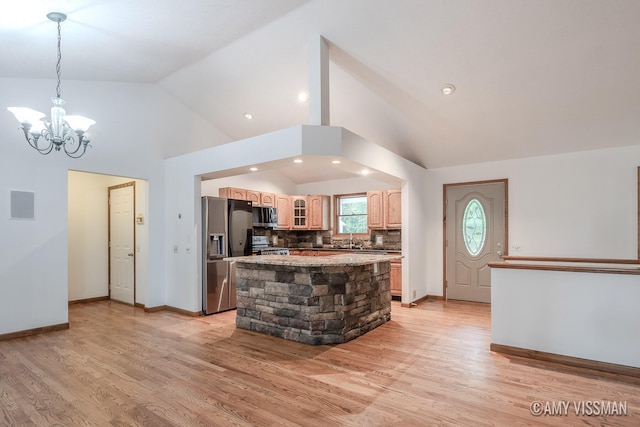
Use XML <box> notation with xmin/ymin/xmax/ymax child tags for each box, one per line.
<box><xmin>497</xmin><ymin>250</ymin><xmax>503</xmax><ymax>258</ymax></box>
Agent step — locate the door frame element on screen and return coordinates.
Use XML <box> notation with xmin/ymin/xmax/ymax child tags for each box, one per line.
<box><xmin>108</xmin><ymin>181</ymin><xmax>136</xmax><ymax>304</ymax></box>
<box><xmin>443</xmin><ymin>179</ymin><xmax>509</xmax><ymax>300</ymax></box>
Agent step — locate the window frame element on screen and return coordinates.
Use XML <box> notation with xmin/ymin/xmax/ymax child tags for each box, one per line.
<box><xmin>333</xmin><ymin>193</ymin><xmax>369</xmax><ymax>237</ymax></box>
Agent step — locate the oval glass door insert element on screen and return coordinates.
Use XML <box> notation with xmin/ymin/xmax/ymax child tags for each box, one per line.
<box><xmin>463</xmin><ymin>198</ymin><xmax>486</xmax><ymax>256</ymax></box>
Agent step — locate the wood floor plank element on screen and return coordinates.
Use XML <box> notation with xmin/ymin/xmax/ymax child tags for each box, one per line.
<box><xmin>0</xmin><ymin>299</ymin><xmax>638</xmax><ymax>426</ymax></box>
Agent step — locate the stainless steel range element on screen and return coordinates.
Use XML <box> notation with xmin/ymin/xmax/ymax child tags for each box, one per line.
<box><xmin>252</xmin><ymin>236</ymin><xmax>289</xmax><ymax>255</ymax></box>
<box><xmin>256</xmin><ymin>247</ymin><xmax>290</xmax><ymax>255</ymax></box>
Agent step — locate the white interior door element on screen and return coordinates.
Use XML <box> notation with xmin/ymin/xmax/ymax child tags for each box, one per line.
<box><xmin>109</xmin><ymin>183</ymin><xmax>135</xmax><ymax>305</ymax></box>
<box><xmin>445</xmin><ymin>181</ymin><xmax>506</xmax><ymax>303</ymax></box>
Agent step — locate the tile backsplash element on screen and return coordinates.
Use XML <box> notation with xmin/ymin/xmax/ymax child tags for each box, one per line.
<box><xmin>253</xmin><ymin>228</ymin><xmax>401</xmax><ymax>251</ymax></box>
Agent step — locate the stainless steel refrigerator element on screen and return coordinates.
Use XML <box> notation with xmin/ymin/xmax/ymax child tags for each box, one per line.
<box><xmin>202</xmin><ymin>196</ymin><xmax>253</xmax><ymax>314</ymax></box>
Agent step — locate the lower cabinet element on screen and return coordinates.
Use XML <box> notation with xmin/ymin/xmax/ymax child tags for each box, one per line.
<box><xmin>390</xmin><ymin>259</ymin><xmax>402</xmax><ymax>297</ymax></box>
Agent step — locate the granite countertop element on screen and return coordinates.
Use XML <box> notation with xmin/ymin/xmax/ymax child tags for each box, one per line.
<box><xmin>227</xmin><ymin>253</ymin><xmax>403</xmax><ymax>267</ymax></box>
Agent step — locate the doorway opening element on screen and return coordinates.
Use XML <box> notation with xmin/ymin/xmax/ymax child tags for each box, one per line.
<box><xmin>68</xmin><ymin>171</ymin><xmax>148</xmax><ymax>307</ymax></box>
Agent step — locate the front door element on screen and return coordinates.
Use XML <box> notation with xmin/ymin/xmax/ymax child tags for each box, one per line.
<box><xmin>445</xmin><ymin>181</ymin><xmax>507</xmax><ymax>303</ymax></box>
<box><xmin>109</xmin><ymin>183</ymin><xmax>135</xmax><ymax>305</ymax></box>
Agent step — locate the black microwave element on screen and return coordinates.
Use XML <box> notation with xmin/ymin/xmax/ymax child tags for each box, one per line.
<box><xmin>252</xmin><ymin>206</ymin><xmax>277</xmax><ymax>228</ymax></box>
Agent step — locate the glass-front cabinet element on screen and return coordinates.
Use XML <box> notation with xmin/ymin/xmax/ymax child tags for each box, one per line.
<box><xmin>292</xmin><ymin>196</ymin><xmax>307</xmax><ymax>229</ymax></box>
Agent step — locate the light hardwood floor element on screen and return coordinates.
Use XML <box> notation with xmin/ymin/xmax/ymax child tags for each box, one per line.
<box><xmin>0</xmin><ymin>300</ymin><xmax>638</xmax><ymax>426</ymax></box>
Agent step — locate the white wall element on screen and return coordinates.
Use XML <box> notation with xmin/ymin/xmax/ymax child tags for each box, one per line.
<box><xmin>0</xmin><ymin>152</ymin><xmax>69</xmax><ymax>333</ymax></box>
<box><xmin>1</xmin><ymin>77</ymin><xmax>223</xmax><ymax>335</ymax></box>
<box><xmin>425</xmin><ymin>145</ymin><xmax>640</xmax><ymax>297</ymax></box>
<box><xmin>492</xmin><ymin>267</ymin><xmax>640</xmax><ymax>367</ymax></box>
<box><xmin>297</xmin><ymin>176</ymin><xmax>396</xmax><ymax>195</ymax></box>
<box><xmin>68</xmin><ymin>171</ymin><xmax>148</xmax><ymax>304</ymax></box>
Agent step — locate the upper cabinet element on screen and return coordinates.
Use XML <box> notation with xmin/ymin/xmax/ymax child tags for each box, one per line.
<box><xmin>275</xmin><ymin>194</ymin><xmax>329</xmax><ymax>230</ymax></box>
<box><xmin>246</xmin><ymin>190</ymin><xmax>261</xmax><ymax>205</ymax></box>
<box><xmin>291</xmin><ymin>196</ymin><xmax>308</xmax><ymax>229</ymax></box>
<box><xmin>260</xmin><ymin>193</ymin><xmax>276</xmax><ymax>207</ymax></box>
<box><xmin>219</xmin><ymin>187</ymin><xmax>275</xmax><ymax>207</ymax></box>
<box><xmin>308</xmin><ymin>195</ymin><xmax>330</xmax><ymax>230</ymax></box>
<box><xmin>215</xmin><ymin>187</ymin><xmax>328</xmax><ymax>231</ymax></box>
<box><xmin>367</xmin><ymin>191</ymin><xmax>384</xmax><ymax>229</ymax></box>
<box><xmin>275</xmin><ymin>194</ymin><xmax>292</xmax><ymax>229</ymax></box>
<box><xmin>384</xmin><ymin>189</ymin><xmax>402</xmax><ymax>229</ymax></box>
<box><xmin>218</xmin><ymin>187</ymin><xmax>247</xmax><ymax>200</ymax></box>
<box><xmin>367</xmin><ymin>189</ymin><xmax>401</xmax><ymax>230</ymax></box>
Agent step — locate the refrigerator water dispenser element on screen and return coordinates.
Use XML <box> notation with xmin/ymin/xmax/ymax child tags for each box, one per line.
<box><xmin>208</xmin><ymin>233</ymin><xmax>225</xmax><ymax>258</ymax></box>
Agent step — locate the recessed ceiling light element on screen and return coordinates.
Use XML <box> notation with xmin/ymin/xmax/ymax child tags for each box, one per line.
<box><xmin>249</xmin><ymin>167</ymin><xmax>258</xmax><ymax>172</ymax></box>
<box><xmin>297</xmin><ymin>92</ymin><xmax>309</xmax><ymax>103</ymax></box>
<box><xmin>441</xmin><ymin>84</ymin><xmax>456</xmax><ymax>95</ymax></box>
<box><xmin>361</xmin><ymin>169</ymin><xmax>370</xmax><ymax>175</ymax></box>
<box><xmin>331</xmin><ymin>160</ymin><xmax>341</xmax><ymax>164</ymax></box>
<box><xmin>243</xmin><ymin>112</ymin><xmax>253</xmax><ymax>120</ymax></box>
<box><xmin>293</xmin><ymin>159</ymin><xmax>303</xmax><ymax>164</ymax></box>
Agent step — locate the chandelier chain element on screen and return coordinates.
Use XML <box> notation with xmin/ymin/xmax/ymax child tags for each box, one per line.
<box><xmin>55</xmin><ymin>19</ymin><xmax>62</xmax><ymax>99</ymax></box>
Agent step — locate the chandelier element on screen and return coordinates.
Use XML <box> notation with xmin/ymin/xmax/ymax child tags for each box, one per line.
<box><xmin>7</xmin><ymin>12</ymin><xmax>95</xmax><ymax>158</ymax></box>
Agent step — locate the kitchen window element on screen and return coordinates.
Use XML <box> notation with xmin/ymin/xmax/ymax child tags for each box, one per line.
<box><xmin>334</xmin><ymin>193</ymin><xmax>368</xmax><ymax>235</ymax></box>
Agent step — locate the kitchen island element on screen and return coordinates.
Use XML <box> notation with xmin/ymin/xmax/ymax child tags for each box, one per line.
<box><xmin>229</xmin><ymin>253</ymin><xmax>402</xmax><ymax>345</ymax></box>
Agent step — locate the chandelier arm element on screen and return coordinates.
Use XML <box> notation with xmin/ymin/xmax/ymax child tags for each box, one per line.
<box><xmin>62</xmin><ymin>132</ymin><xmax>91</xmax><ymax>158</ymax></box>
<box><xmin>64</xmin><ymin>141</ymin><xmax>90</xmax><ymax>159</ymax></box>
<box><xmin>20</xmin><ymin>126</ymin><xmax>55</xmax><ymax>155</ymax></box>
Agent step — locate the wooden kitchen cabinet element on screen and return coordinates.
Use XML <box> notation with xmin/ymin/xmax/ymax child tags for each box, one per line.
<box><xmin>308</xmin><ymin>195</ymin><xmax>330</xmax><ymax>230</ymax></box>
<box><xmin>275</xmin><ymin>194</ymin><xmax>292</xmax><ymax>229</ymax></box>
<box><xmin>260</xmin><ymin>192</ymin><xmax>276</xmax><ymax>207</ymax></box>
<box><xmin>390</xmin><ymin>259</ymin><xmax>402</xmax><ymax>297</ymax></box>
<box><xmin>218</xmin><ymin>187</ymin><xmax>247</xmax><ymax>200</ymax></box>
<box><xmin>246</xmin><ymin>190</ymin><xmax>260</xmax><ymax>205</ymax></box>
<box><xmin>367</xmin><ymin>189</ymin><xmax>401</xmax><ymax>230</ymax></box>
<box><xmin>291</xmin><ymin>196</ymin><xmax>308</xmax><ymax>229</ymax></box>
<box><xmin>384</xmin><ymin>189</ymin><xmax>402</xmax><ymax>229</ymax></box>
<box><xmin>367</xmin><ymin>190</ymin><xmax>385</xmax><ymax>229</ymax></box>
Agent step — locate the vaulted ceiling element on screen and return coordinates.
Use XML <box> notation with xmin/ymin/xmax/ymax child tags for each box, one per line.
<box><xmin>3</xmin><ymin>0</ymin><xmax>640</xmax><ymax>173</ymax></box>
